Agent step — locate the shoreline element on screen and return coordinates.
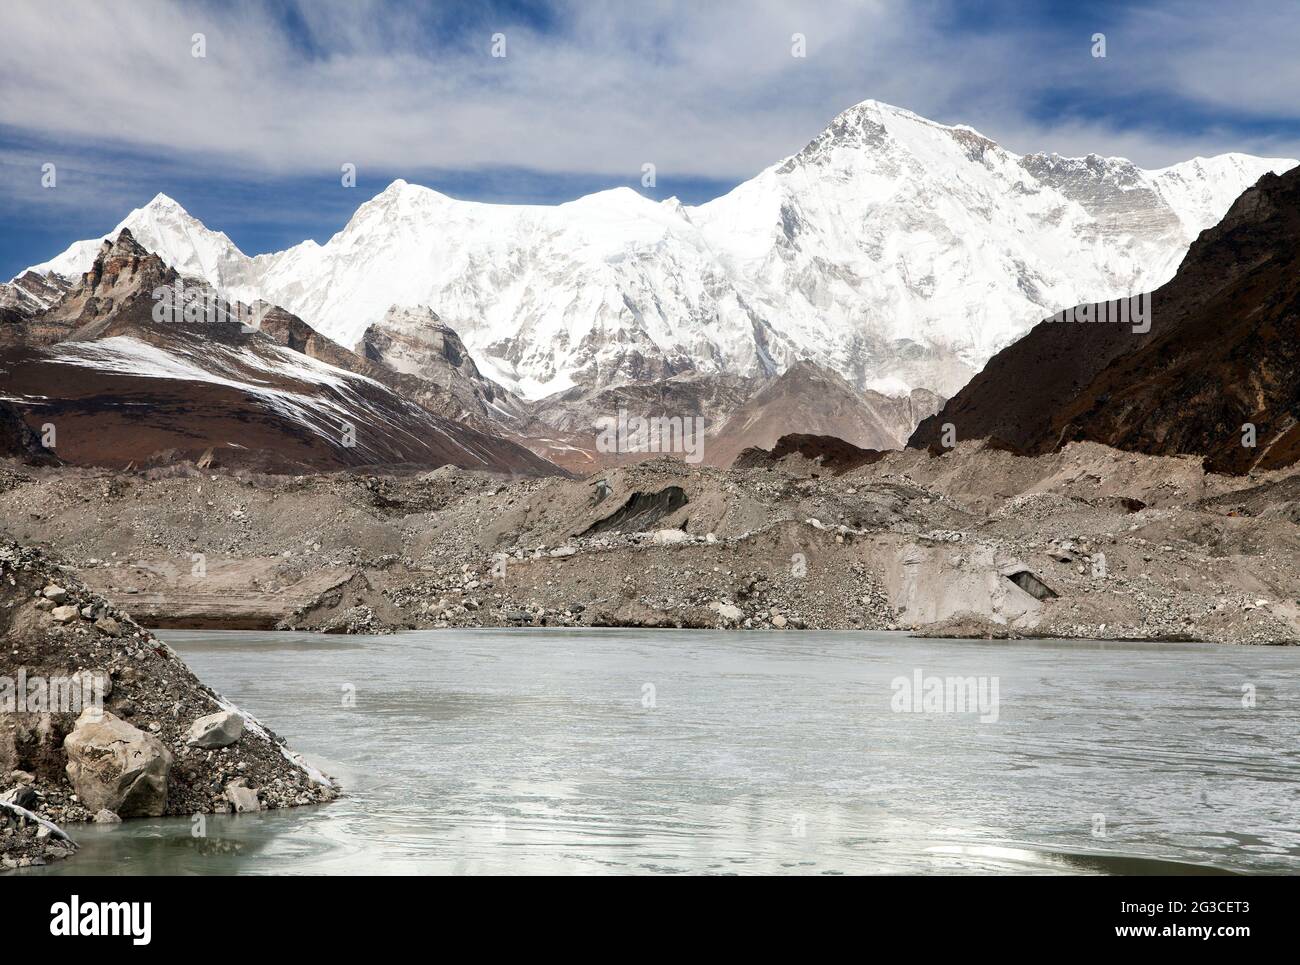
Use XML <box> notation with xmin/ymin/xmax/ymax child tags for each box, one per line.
<box><xmin>153</xmin><ymin>623</ymin><xmax>1300</xmax><ymax>646</ymax></box>
<box><xmin>5</xmin><ymin>438</ymin><xmax>1300</xmax><ymax>648</ymax></box>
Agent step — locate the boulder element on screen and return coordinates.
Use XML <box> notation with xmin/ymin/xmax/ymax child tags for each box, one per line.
<box><xmin>63</xmin><ymin>709</ymin><xmax>173</xmax><ymax>817</ymax></box>
<box><xmin>186</xmin><ymin>710</ymin><xmax>244</xmax><ymax>749</ymax></box>
<box><xmin>225</xmin><ymin>780</ymin><xmax>261</xmax><ymax>813</ymax></box>
<box><xmin>92</xmin><ymin>809</ymin><xmax>122</xmax><ymax>824</ymax></box>
<box><xmin>708</xmin><ymin>601</ymin><xmax>743</xmax><ymax>622</ymax></box>
<box><xmin>651</xmin><ymin>529</ymin><xmax>689</xmax><ymax>545</ymax></box>
<box><xmin>0</xmin><ymin>785</ymin><xmax>38</xmax><ymax>809</ymax></box>
<box><xmin>50</xmin><ymin>605</ymin><xmax>79</xmax><ymax>623</ymax></box>
<box><xmin>42</xmin><ymin>584</ymin><xmax>68</xmax><ymax>603</ymax></box>
<box><xmin>92</xmin><ymin>619</ymin><xmax>122</xmax><ymax>642</ymax></box>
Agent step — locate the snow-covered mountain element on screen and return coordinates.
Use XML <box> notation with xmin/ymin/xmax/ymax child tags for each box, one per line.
<box><xmin>7</xmin><ymin>230</ymin><xmax>560</xmax><ymax>474</ymax></box>
<box><xmin>22</xmin><ymin>99</ymin><xmax>1295</xmax><ymax>400</ymax></box>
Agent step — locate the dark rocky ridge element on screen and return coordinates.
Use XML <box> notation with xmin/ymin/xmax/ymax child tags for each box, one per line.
<box><xmin>733</xmin><ymin>433</ymin><xmax>888</xmax><ymax>475</ymax></box>
<box><xmin>0</xmin><ymin>401</ymin><xmax>59</xmax><ymax>467</ymax></box>
<box><xmin>911</xmin><ymin>166</ymin><xmax>1300</xmax><ymax>474</ymax></box>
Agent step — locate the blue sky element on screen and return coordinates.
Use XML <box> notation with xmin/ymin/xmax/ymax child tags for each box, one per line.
<box><xmin>3</xmin><ymin>0</ymin><xmax>1300</xmax><ymax>279</ymax></box>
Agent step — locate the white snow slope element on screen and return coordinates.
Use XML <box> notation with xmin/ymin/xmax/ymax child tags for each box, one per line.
<box><xmin>24</xmin><ymin>99</ymin><xmax>1295</xmax><ymax>400</ymax></box>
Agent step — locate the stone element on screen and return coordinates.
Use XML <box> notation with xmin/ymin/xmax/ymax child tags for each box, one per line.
<box><xmin>92</xmin><ymin>809</ymin><xmax>122</xmax><ymax>824</ymax></box>
<box><xmin>186</xmin><ymin>710</ymin><xmax>244</xmax><ymax>749</ymax></box>
<box><xmin>225</xmin><ymin>781</ymin><xmax>261</xmax><ymax>813</ymax></box>
<box><xmin>771</xmin><ymin>614</ymin><xmax>789</xmax><ymax>628</ymax></box>
<box><xmin>50</xmin><ymin>605</ymin><xmax>79</xmax><ymax>623</ymax></box>
<box><xmin>63</xmin><ymin>708</ymin><xmax>173</xmax><ymax>817</ymax></box>
<box><xmin>651</xmin><ymin>529</ymin><xmax>689</xmax><ymax>545</ymax></box>
<box><xmin>42</xmin><ymin>584</ymin><xmax>68</xmax><ymax>603</ymax></box>
<box><xmin>93</xmin><ymin>616</ymin><xmax>123</xmax><ymax>637</ymax></box>
<box><xmin>0</xmin><ymin>785</ymin><xmax>38</xmax><ymax>809</ymax></box>
<box><xmin>708</xmin><ymin>601</ymin><xmax>743</xmax><ymax>622</ymax></box>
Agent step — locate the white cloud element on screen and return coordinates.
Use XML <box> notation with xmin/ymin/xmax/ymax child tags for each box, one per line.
<box><xmin>0</xmin><ymin>0</ymin><xmax>1296</xmax><ymax>190</ymax></box>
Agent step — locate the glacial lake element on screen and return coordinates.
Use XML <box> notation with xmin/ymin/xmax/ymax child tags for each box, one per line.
<box><xmin>27</xmin><ymin>629</ymin><xmax>1300</xmax><ymax>875</ymax></box>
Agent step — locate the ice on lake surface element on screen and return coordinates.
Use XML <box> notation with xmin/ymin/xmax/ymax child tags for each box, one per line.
<box><xmin>29</xmin><ymin>629</ymin><xmax>1300</xmax><ymax>876</ymax></box>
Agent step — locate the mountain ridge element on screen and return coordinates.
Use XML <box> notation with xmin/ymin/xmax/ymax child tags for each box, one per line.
<box><xmin>17</xmin><ymin>99</ymin><xmax>1295</xmax><ymax>402</ymax></box>
<box><xmin>2</xmin><ymin>230</ymin><xmax>563</xmax><ymax>475</ymax></box>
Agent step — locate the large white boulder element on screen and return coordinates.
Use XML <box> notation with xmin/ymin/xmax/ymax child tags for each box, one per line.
<box><xmin>63</xmin><ymin>709</ymin><xmax>173</xmax><ymax>817</ymax></box>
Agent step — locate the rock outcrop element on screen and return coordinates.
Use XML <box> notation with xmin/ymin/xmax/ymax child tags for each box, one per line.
<box><xmin>0</xmin><ymin>799</ymin><xmax>78</xmax><ymax>870</ymax></box>
<box><xmin>732</xmin><ymin>433</ymin><xmax>888</xmax><ymax>475</ymax></box>
<box><xmin>358</xmin><ymin>305</ymin><xmax>527</xmax><ymax>423</ymax></box>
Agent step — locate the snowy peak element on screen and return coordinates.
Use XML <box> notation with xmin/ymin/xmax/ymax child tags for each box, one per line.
<box><xmin>788</xmin><ymin>98</ymin><xmax>1002</xmax><ymax>172</ymax></box>
<box><xmin>821</xmin><ymin>98</ymin><xmax>967</xmax><ymax>143</ymax></box>
<box><xmin>1149</xmin><ymin>152</ymin><xmax>1297</xmax><ymax>235</ymax></box>
<box><xmin>16</xmin><ymin>99</ymin><xmax>1298</xmax><ymax>403</ymax></box>
<box><xmin>142</xmin><ymin>192</ymin><xmax>189</xmax><ymax>215</ymax></box>
<box><xmin>363</xmin><ymin>177</ymin><xmax>443</xmax><ymax>209</ymax></box>
<box><xmin>26</xmin><ymin>193</ymin><xmax>255</xmax><ymax>302</ymax></box>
